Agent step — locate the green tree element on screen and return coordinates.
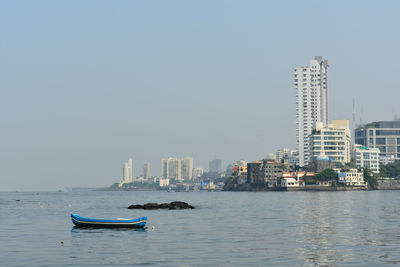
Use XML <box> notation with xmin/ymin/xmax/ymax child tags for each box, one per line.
<box><xmin>363</xmin><ymin>167</ymin><xmax>378</xmax><ymax>189</ymax></box>
<box><xmin>315</xmin><ymin>168</ymin><xmax>338</xmax><ymax>181</ymax></box>
<box><xmin>380</xmin><ymin>160</ymin><xmax>400</xmax><ymax>178</ymax></box>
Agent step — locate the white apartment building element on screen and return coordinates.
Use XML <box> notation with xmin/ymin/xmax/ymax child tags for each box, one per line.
<box><xmin>353</xmin><ymin>144</ymin><xmax>380</xmax><ymax>173</ymax></box>
<box><xmin>336</xmin><ymin>168</ymin><xmax>366</xmax><ymax>186</ymax></box>
<box><xmin>309</xmin><ymin>120</ymin><xmax>351</xmax><ymax>165</ymax></box>
<box><xmin>295</xmin><ymin>56</ymin><xmax>329</xmax><ymax>166</ymax></box>
<box><xmin>161</xmin><ymin>157</ymin><xmax>193</xmax><ymax>180</ymax></box>
<box><xmin>121</xmin><ymin>158</ymin><xmax>133</xmax><ymax>184</ymax></box>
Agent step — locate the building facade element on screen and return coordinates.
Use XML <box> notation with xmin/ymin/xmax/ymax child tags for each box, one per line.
<box><xmin>309</xmin><ymin>120</ymin><xmax>351</xmax><ymax>165</ymax></box>
<box><xmin>355</xmin><ymin>120</ymin><xmax>400</xmax><ymax>162</ymax></box>
<box><xmin>181</xmin><ymin>157</ymin><xmax>194</xmax><ymax>180</ymax></box>
<box><xmin>308</xmin><ymin>156</ymin><xmax>336</xmax><ymax>173</ymax></box>
<box><xmin>336</xmin><ymin>168</ymin><xmax>366</xmax><ymax>186</ymax></box>
<box><xmin>143</xmin><ymin>162</ymin><xmax>151</xmax><ymax>179</ymax></box>
<box><xmin>161</xmin><ymin>157</ymin><xmax>194</xmax><ymax>180</ymax></box>
<box><xmin>246</xmin><ymin>159</ymin><xmax>283</xmax><ymax>188</ymax></box>
<box><xmin>247</xmin><ymin>161</ymin><xmax>263</xmax><ymax>185</ymax></box>
<box><xmin>122</xmin><ymin>158</ymin><xmax>133</xmax><ymax>183</ymax></box>
<box><xmin>295</xmin><ymin>56</ymin><xmax>329</xmax><ymax>166</ymax></box>
<box><xmin>276</xmin><ymin>148</ymin><xmax>299</xmax><ymax>168</ymax></box>
<box><xmin>353</xmin><ymin>144</ymin><xmax>380</xmax><ymax>173</ymax></box>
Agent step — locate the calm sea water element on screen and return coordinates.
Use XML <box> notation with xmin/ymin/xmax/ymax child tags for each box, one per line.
<box><xmin>1</xmin><ymin>190</ymin><xmax>400</xmax><ymax>266</ymax></box>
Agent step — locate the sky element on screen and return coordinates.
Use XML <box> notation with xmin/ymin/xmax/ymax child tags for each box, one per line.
<box><xmin>1</xmin><ymin>0</ymin><xmax>400</xmax><ymax>191</ymax></box>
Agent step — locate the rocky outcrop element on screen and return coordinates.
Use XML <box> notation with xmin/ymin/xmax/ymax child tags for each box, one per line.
<box><xmin>128</xmin><ymin>201</ymin><xmax>195</xmax><ymax>210</ymax></box>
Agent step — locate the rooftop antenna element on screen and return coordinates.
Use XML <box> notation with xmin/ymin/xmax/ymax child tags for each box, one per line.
<box><xmin>352</xmin><ymin>98</ymin><xmax>356</xmax><ymax>130</ymax></box>
<box><xmin>389</xmin><ymin>104</ymin><xmax>398</xmax><ymax>121</ymax></box>
<box><xmin>359</xmin><ymin>105</ymin><xmax>363</xmax><ymax>126</ymax></box>
<box><xmin>352</xmin><ymin>98</ymin><xmax>356</xmax><ymax>144</ymax></box>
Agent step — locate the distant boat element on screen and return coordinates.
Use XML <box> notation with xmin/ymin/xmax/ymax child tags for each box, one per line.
<box><xmin>70</xmin><ymin>214</ymin><xmax>147</xmax><ymax>228</ymax></box>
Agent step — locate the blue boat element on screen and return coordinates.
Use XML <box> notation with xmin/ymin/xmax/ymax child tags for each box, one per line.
<box><xmin>71</xmin><ymin>214</ymin><xmax>147</xmax><ymax>228</ymax></box>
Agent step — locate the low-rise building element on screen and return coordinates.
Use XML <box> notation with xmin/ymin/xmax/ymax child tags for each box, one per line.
<box><xmin>335</xmin><ymin>168</ymin><xmax>366</xmax><ymax>186</ymax></box>
<box><xmin>281</xmin><ymin>177</ymin><xmax>304</xmax><ymax>187</ymax></box>
<box><xmin>316</xmin><ymin>180</ymin><xmax>331</xmax><ymax>186</ymax></box>
<box><xmin>159</xmin><ymin>178</ymin><xmax>170</xmax><ymax>187</ymax></box>
<box><xmin>200</xmin><ymin>181</ymin><xmax>215</xmax><ymax>190</ymax></box>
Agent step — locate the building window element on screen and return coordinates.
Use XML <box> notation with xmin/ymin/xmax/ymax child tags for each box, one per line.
<box><xmin>376</xmin><ymin>138</ymin><xmax>386</xmax><ymax>145</ymax></box>
<box><xmin>388</xmin><ymin>138</ymin><xmax>396</xmax><ymax>145</ymax></box>
<box><xmin>376</xmin><ymin>130</ymin><xmax>400</xmax><ymax>135</ymax></box>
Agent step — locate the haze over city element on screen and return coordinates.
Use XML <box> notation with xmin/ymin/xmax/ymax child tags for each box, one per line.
<box><xmin>2</xmin><ymin>0</ymin><xmax>400</xmax><ymax>191</ymax></box>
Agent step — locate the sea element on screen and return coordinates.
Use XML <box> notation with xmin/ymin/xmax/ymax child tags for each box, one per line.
<box><xmin>1</xmin><ymin>190</ymin><xmax>400</xmax><ymax>266</ymax></box>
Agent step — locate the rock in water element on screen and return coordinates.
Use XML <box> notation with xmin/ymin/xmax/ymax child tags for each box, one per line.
<box><xmin>169</xmin><ymin>201</ymin><xmax>195</xmax><ymax>209</ymax></box>
<box><xmin>128</xmin><ymin>204</ymin><xmax>144</xmax><ymax>209</ymax></box>
<box><xmin>128</xmin><ymin>201</ymin><xmax>195</xmax><ymax>209</ymax></box>
<box><xmin>158</xmin><ymin>203</ymin><xmax>171</xmax><ymax>209</ymax></box>
<box><xmin>143</xmin><ymin>203</ymin><xmax>159</xmax><ymax>209</ymax></box>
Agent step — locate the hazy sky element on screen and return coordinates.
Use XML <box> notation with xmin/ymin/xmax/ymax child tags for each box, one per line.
<box><xmin>1</xmin><ymin>0</ymin><xmax>400</xmax><ymax>191</ymax></box>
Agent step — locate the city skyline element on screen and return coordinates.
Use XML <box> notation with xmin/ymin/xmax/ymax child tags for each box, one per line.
<box><xmin>2</xmin><ymin>1</ymin><xmax>400</xmax><ymax>191</ymax></box>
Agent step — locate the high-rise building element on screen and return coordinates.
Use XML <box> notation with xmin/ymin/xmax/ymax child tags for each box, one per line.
<box><xmin>181</xmin><ymin>157</ymin><xmax>193</xmax><ymax>180</ymax></box>
<box><xmin>355</xmin><ymin>120</ymin><xmax>400</xmax><ymax>161</ymax></box>
<box><xmin>167</xmin><ymin>158</ymin><xmax>181</xmax><ymax>179</ymax></box>
<box><xmin>122</xmin><ymin>158</ymin><xmax>133</xmax><ymax>183</ymax></box>
<box><xmin>295</xmin><ymin>56</ymin><xmax>329</xmax><ymax>166</ymax></box>
<box><xmin>143</xmin><ymin>162</ymin><xmax>151</xmax><ymax>179</ymax></box>
<box><xmin>161</xmin><ymin>158</ymin><xmax>168</xmax><ymax>178</ymax></box>
<box><xmin>161</xmin><ymin>157</ymin><xmax>193</xmax><ymax>180</ymax></box>
<box><xmin>209</xmin><ymin>159</ymin><xmax>222</xmax><ymax>173</ymax></box>
<box><xmin>309</xmin><ymin>120</ymin><xmax>351</xmax><ymax>165</ymax></box>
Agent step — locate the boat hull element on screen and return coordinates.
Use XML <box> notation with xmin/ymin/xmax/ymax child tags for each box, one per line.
<box><xmin>71</xmin><ymin>214</ymin><xmax>147</xmax><ymax>228</ymax></box>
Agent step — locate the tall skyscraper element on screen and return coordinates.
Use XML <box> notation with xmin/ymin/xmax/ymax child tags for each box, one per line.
<box><xmin>209</xmin><ymin>159</ymin><xmax>222</xmax><ymax>173</ymax></box>
<box><xmin>143</xmin><ymin>162</ymin><xmax>151</xmax><ymax>179</ymax></box>
<box><xmin>295</xmin><ymin>56</ymin><xmax>329</xmax><ymax>166</ymax></box>
<box><xmin>181</xmin><ymin>157</ymin><xmax>193</xmax><ymax>180</ymax></box>
<box><xmin>122</xmin><ymin>158</ymin><xmax>133</xmax><ymax>183</ymax></box>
